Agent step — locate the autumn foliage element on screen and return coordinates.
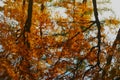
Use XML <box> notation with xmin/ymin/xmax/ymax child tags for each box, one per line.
<box><xmin>0</xmin><ymin>0</ymin><xmax>120</xmax><ymax>80</ymax></box>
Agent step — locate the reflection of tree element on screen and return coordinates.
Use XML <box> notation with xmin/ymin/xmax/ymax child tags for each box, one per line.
<box><xmin>82</xmin><ymin>0</ymin><xmax>102</xmax><ymax>78</ymax></box>
<box><xmin>0</xmin><ymin>0</ymin><xmax>120</xmax><ymax>80</ymax></box>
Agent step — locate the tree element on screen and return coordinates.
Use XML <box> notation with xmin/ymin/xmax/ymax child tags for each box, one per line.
<box><xmin>0</xmin><ymin>0</ymin><xmax>120</xmax><ymax>80</ymax></box>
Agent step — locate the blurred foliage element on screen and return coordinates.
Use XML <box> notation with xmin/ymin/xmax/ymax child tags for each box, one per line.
<box><xmin>0</xmin><ymin>0</ymin><xmax>120</xmax><ymax>80</ymax></box>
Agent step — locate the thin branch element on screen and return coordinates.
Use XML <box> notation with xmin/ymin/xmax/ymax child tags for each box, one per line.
<box><xmin>70</xmin><ymin>60</ymin><xmax>83</xmax><ymax>80</ymax></box>
<box><xmin>82</xmin><ymin>64</ymin><xmax>97</xmax><ymax>79</ymax></box>
<box><xmin>112</xmin><ymin>28</ymin><xmax>120</xmax><ymax>48</ymax></box>
<box><xmin>82</xmin><ymin>21</ymin><xmax>96</xmax><ymax>32</ymax></box>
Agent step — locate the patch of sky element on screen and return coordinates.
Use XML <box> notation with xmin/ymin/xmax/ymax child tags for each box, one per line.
<box><xmin>64</xmin><ymin>71</ymin><xmax>73</xmax><ymax>77</ymax></box>
<box><xmin>41</xmin><ymin>54</ymin><xmax>47</xmax><ymax>60</ymax></box>
<box><xmin>90</xmin><ymin>0</ymin><xmax>120</xmax><ymax>44</ymax></box>
<box><xmin>0</xmin><ymin>45</ymin><xmax>4</xmax><ymax>52</ymax></box>
<box><xmin>84</xmin><ymin>76</ymin><xmax>91</xmax><ymax>80</ymax></box>
<box><xmin>0</xmin><ymin>1</ymin><xmax>4</xmax><ymax>7</ymax></box>
<box><xmin>48</xmin><ymin>6</ymin><xmax>67</xmax><ymax>19</ymax></box>
<box><xmin>0</xmin><ymin>12</ymin><xmax>4</xmax><ymax>22</ymax></box>
<box><xmin>73</xmin><ymin>59</ymin><xmax>77</xmax><ymax>64</ymax></box>
<box><xmin>5</xmin><ymin>18</ymin><xmax>19</xmax><ymax>27</ymax></box>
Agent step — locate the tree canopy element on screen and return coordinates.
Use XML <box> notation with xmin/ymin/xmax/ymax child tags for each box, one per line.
<box><xmin>0</xmin><ymin>0</ymin><xmax>120</xmax><ymax>80</ymax></box>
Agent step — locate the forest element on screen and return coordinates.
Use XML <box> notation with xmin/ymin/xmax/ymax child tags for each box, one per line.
<box><xmin>0</xmin><ymin>0</ymin><xmax>120</xmax><ymax>80</ymax></box>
